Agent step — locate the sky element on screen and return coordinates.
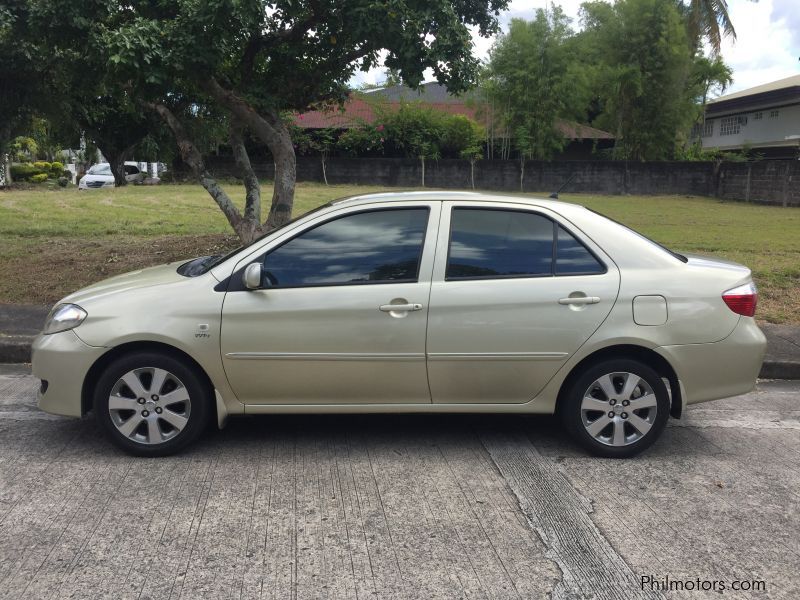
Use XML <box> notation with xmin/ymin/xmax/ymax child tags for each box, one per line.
<box><xmin>350</xmin><ymin>0</ymin><xmax>800</xmax><ymax>98</ymax></box>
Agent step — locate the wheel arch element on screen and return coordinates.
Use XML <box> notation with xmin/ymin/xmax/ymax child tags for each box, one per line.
<box><xmin>556</xmin><ymin>344</ymin><xmax>683</xmax><ymax>419</ymax></box>
<box><xmin>81</xmin><ymin>341</ymin><xmax>217</xmax><ymax>418</ymax></box>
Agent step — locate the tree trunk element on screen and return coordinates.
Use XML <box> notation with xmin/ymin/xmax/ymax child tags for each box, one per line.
<box><xmin>96</xmin><ymin>142</ymin><xmax>136</xmax><ymax>187</ymax></box>
<box><xmin>202</xmin><ymin>78</ymin><xmax>296</xmax><ymax>232</ymax></box>
<box><xmin>420</xmin><ymin>156</ymin><xmax>425</xmax><ymax>188</ymax></box>
<box><xmin>519</xmin><ymin>157</ymin><xmax>524</xmax><ymax>192</ymax></box>
<box><xmin>142</xmin><ymin>101</ymin><xmax>247</xmax><ymax>239</ymax></box>
<box><xmin>321</xmin><ymin>153</ymin><xmax>328</xmax><ymax>186</ymax></box>
<box><xmin>229</xmin><ymin>118</ymin><xmax>261</xmax><ymax>243</ymax></box>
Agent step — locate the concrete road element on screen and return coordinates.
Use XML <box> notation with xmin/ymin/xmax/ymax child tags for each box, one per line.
<box><xmin>0</xmin><ymin>365</ymin><xmax>797</xmax><ymax>600</ymax></box>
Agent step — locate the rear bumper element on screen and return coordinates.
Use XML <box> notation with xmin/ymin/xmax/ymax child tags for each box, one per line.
<box><xmin>31</xmin><ymin>331</ymin><xmax>106</xmax><ymax>417</ymax></box>
<box><xmin>655</xmin><ymin>318</ymin><xmax>766</xmax><ymax>406</ymax></box>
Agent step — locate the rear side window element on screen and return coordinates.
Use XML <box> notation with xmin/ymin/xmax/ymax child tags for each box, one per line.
<box><xmin>556</xmin><ymin>226</ymin><xmax>605</xmax><ymax>274</ymax></box>
<box><xmin>446</xmin><ymin>207</ymin><xmax>605</xmax><ymax>280</ymax></box>
<box><xmin>263</xmin><ymin>208</ymin><xmax>429</xmax><ymax>287</ymax></box>
<box><xmin>446</xmin><ymin>208</ymin><xmax>553</xmax><ymax>279</ymax></box>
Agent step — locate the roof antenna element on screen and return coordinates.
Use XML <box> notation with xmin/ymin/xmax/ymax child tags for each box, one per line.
<box><xmin>549</xmin><ymin>174</ymin><xmax>576</xmax><ymax>199</ymax></box>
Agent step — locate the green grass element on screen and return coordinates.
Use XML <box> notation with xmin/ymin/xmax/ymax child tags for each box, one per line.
<box><xmin>1</xmin><ymin>183</ymin><xmax>798</xmax><ymax>323</ymax></box>
<box><xmin>0</xmin><ymin>181</ymin><xmax>388</xmax><ymax>240</ymax></box>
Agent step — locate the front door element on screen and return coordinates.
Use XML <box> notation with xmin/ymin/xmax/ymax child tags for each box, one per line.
<box><xmin>220</xmin><ymin>203</ymin><xmax>439</xmax><ymax>405</ymax></box>
<box><xmin>426</xmin><ymin>203</ymin><xmax>620</xmax><ymax>404</ymax></box>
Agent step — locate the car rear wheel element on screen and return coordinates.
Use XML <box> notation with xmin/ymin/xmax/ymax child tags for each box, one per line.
<box><xmin>93</xmin><ymin>352</ymin><xmax>211</xmax><ymax>456</ymax></box>
<box><xmin>561</xmin><ymin>359</ymin><xmax>670</xmax><ymax>458</ymax></box>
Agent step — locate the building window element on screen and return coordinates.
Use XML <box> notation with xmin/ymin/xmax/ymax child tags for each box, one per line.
<box><xmin>720</xmin><ymin>116</ymin><xmax>747</xmax><ymax>136</ymax></box>
<box><xmin>769</xmin><ymin>110</ymin><xmax>780</xmax><ymax>118</ymax></box>
<box><xmin>692</xmin><ymin>120</ymin><xmax>714</xmax><ymax>138</ymax></box>
<box><xmin>753</xmin><ymin>112</ymin><xmax>763</xmax><ymax>120</ymax></box>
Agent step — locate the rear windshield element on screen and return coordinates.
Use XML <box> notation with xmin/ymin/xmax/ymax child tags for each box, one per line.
<box><xmin>587</xmin><ymin>209</ymin><xmax>688</xmax><ymax>263</ymax></box>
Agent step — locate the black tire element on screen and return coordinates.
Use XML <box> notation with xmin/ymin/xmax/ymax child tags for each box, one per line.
<box><xmin>560</xmin><ymin>358</ymin><xmax>670</xmax><ymax>458</ymax></box>
<box><xmin>93</xmin><ymin>351</ymin><xmax>211</xmax><ymax>457</ymax></box>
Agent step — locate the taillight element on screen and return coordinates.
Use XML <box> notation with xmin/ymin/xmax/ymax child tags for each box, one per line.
<box><xmin>722</xmin><ymin>282</ymin><xmax>757</xmax><ymax>317</ymax></box>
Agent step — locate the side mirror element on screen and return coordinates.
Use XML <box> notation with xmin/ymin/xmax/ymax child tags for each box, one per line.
<box><xmin>242</xmin><ymin>263</ymin><xmax>263</xmax><ymax>290</ymax></box>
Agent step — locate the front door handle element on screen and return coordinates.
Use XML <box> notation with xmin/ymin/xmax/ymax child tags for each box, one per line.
<box><xmin>379</xmin><ymin>303</ymin><xmax>423</xmax><ymax>312</ymax></box>
<box><xmin>558</xmin><ymin>296</ymin><xmax>600</xmax><ymax>305</ymax></box>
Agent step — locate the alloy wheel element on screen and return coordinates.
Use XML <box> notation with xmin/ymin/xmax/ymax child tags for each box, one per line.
<box><xmin>580</xmin><ymin>371</ymin><xmax>658</xmax><ymax>447</ymax></box>
<box><xmin>107</xmin><ymin>367</ymin><xmax>192</xmax><ymax>445</ymax></box>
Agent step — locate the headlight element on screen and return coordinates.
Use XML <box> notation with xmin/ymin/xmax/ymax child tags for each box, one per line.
<box><xmin>43</xmin><ymin>303</ymin><xmax>88</xmax><ymax>335</ymax></box>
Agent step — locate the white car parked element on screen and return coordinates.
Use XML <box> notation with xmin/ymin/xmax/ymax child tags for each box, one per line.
<box><xmin>78</xmin><ymin>162</ymin><xmax>145</xmax><ymax>189</ymax></box>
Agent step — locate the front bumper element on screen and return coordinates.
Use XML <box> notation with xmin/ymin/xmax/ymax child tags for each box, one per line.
<box><xmin>655</xmin><ymin>318</ymin><xmax>767</xmax><ymax>406</ymax></box>
<box><xmin>31</xmin><ymin>330</ymin><xmax>107</xmax><ymax>417</ymax></box>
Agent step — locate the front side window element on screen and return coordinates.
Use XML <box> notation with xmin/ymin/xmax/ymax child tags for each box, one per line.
<box><xmin>262</xmin><ymin>208</ymin><xmax>429</xmax><ymax>287</ymax></box>
<box><xmin>124</xmin><ymin>165</ymin><xmax>140</xmax><ymax>175</ymax></box>
<box><xmin>446</xmin><ymin>208</ymin><xmax>554</xmax><ymax>279</ymax></box>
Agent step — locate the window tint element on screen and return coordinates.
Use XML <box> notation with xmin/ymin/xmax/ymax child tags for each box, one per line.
<box><xmin>124</xmin><ymin>165</ymin><xmax>140</xmax><ymax>175</ymax></box>
<box><xmin>556</xmin><ymin>226</ymin><xmax>605</xmax><ymax>274</ymax></box>
<box><xmin>263</xmin><ymin>208</ymin><xmax>429</xmax><ymax>287</ymax></box>
<box><xmin>446</xmin><ymin>208</ymin><xmax>554</xmax><ymax>279</ymax></box>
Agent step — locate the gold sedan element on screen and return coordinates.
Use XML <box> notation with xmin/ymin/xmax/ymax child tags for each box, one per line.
<box><xmin>32</xmin><ymin>192</ymin><xmax>766</xmax><ymax>457</ymax></box>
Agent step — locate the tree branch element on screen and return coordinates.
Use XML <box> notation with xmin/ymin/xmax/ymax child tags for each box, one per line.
<box><xmin>140</xmin><ymin>99</ymin><xmax>245</xmax><ymax>236</ymax></box>
<box><xmin>201</xmin><ymin>78</ymin><xmax>296</xmax><ymax>231</ymax></box>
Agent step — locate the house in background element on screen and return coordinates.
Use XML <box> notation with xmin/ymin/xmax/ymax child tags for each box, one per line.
<box><xmin>295</xmin><ymin>82</ymin><xmax>614</xmax><ymax>160</ymax></box>
<box><xmin>698</xmin><ymin>74</ymin><xmax>800</xmax><ymax>158</ymax></box>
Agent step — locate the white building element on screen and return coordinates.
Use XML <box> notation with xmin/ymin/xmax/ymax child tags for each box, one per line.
<box><xmin>698</xmin><ymin>74</ymin><xmax>800</xmax><ymax>159</ymax></box>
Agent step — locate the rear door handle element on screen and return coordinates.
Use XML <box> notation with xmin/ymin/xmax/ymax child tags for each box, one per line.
<box><xmin>558</xmin><ymin>296</ymin><xmax>600</xmax><ymax>305</ymax></box>
<box><xmin>379</xmin><ymin>303</ymin><xmax>423</xmax><ymax>312</ymax></box>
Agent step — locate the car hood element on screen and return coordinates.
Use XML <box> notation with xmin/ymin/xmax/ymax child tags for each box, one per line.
<box><xmin>62</xmin><ymin>262</ymin><xmax>187</xmax><ymax>306</ymax></box>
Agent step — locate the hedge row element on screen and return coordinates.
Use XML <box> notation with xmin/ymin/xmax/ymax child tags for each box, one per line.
<box><xmin>11</xmin><ymin>161</ymin><xmax>69</xmax><ymax>182</ymax></box>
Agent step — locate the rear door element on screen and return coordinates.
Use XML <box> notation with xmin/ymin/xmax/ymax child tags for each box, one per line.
<box><xmin>426</xmin><ymin>202</ymin><xmax>620</xmax><ymax>404</ymax></box>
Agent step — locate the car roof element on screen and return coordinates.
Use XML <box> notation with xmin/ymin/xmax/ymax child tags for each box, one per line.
<box><xmin>330</xmin><ymin>190</ymin><xmax>586</xmax><ymax>212</ymax></box>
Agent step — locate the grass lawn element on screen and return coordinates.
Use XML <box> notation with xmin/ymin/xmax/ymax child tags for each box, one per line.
<box><xmin>1</xmin><ymin>182</ymin><xmax>798</xmax><ymax>324</ymax></box>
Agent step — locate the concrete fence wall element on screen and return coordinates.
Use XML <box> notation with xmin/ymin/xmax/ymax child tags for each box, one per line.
<box><xmin>205</xmin><ymin>156</ymin><xmax>800</xmax><ymax>207</ymax></box>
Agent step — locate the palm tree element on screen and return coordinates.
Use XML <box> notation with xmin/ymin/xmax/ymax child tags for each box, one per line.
<box><xmin>684</xmin><ymin>0</ymin><xmax>737</xmax><ymax>56</ymax></box>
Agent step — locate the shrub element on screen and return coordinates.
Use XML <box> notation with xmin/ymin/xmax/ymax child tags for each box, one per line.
<box><xmin>57</xmin><ymin>177</ymin><xmax>69</xmax><ymax>187</ymax></box>
<box><xmin>50</xmin><ymin>161</ymin><xmax>65</xmax><ymax>176</ymax></box>
<box><xmin>337</xmin><ymin>124</ymin><xmax>384</xmax><ymax>156</ymax></box>
<box><xmin>30</xmin><ymin>173</ymin><xmax>48</xmax><ymax>183</ymax></box>
<box><xmin>32</xmin><ymin>161</ymin><xmax>52</xmax><ymax>171</ymax></box>
<box><xmin>10</xmin><ymin>163</ymin><xmax>48</xmax><ymax>181</ymax></box>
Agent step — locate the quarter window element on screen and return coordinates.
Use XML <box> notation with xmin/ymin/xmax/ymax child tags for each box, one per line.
<box><xmin>446</xmin><ymin>208</ymin><xmax>554</xmax><ymax>279</ymax></box>
<box><xmin>262</xmin><ymin>208</ymin><xmax>429</xmax><ymax>287</ymax></box>
<box><xmin>556</xmin><ymin>226</ymin><xmax>605</xmax><ymax>274</ymax></box>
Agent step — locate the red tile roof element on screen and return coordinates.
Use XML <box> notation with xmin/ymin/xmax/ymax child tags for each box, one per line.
<box><xmin>294</xmin><ymin>94</ymin><xmax>614</xmax><ymax>140</ymax></box>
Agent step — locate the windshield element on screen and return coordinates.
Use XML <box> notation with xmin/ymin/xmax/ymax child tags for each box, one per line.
<box><xmin>587</xmin><ymin>208</ymin><xmax>688</xmax><ymax>263</ymax></box>
<box><xmin>177</xmin><ymin>201</ymin><xmax>334</xmax><ymax>277</ymax></box>
<box><xmin>87</xmin><ymin>164</ymin><xmax>112</xmax><ymax>175</ymax></box>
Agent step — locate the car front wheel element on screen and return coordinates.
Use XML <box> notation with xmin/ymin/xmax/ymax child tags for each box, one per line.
<box><xmin>561</xmin><ymin>359</ymin><xmax>670</xmax><ymax>458</ymax></box>
<box><xmin>93</xmin><ymin>352</ymin><xmax>211</xmax><ymax>456</ymax></box>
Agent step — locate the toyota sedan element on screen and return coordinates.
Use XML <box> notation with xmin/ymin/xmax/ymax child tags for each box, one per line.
<box><xmin>32</xmin><ymin>192</ymin><xmax>766</xmax><ymax>457</ymax></box>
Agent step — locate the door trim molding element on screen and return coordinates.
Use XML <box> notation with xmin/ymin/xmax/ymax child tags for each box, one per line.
<box><xmin>426</xmin><ymin>352</ymin><xmax>568</xmax><ymax>361</ymax></box>
<box><xmin>225</xmin><ymin>352</ymin><xmax>425</xmax><ymax>361</ymax></box>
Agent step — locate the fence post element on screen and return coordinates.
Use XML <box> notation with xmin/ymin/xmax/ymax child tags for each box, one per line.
<box><xmin>0</xmin><ymin>153</ymin><xmax>8</xmax><ymax>187</ymax></box>
<box><xmin>782</xmin><ymin>162</ymin><xmax>790</xmax><ymax>208</ymax></box>
<box><xmin>745</xmin><ymin>163</ymin><xmax>751</xmax><ymax>202</ymax></box>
